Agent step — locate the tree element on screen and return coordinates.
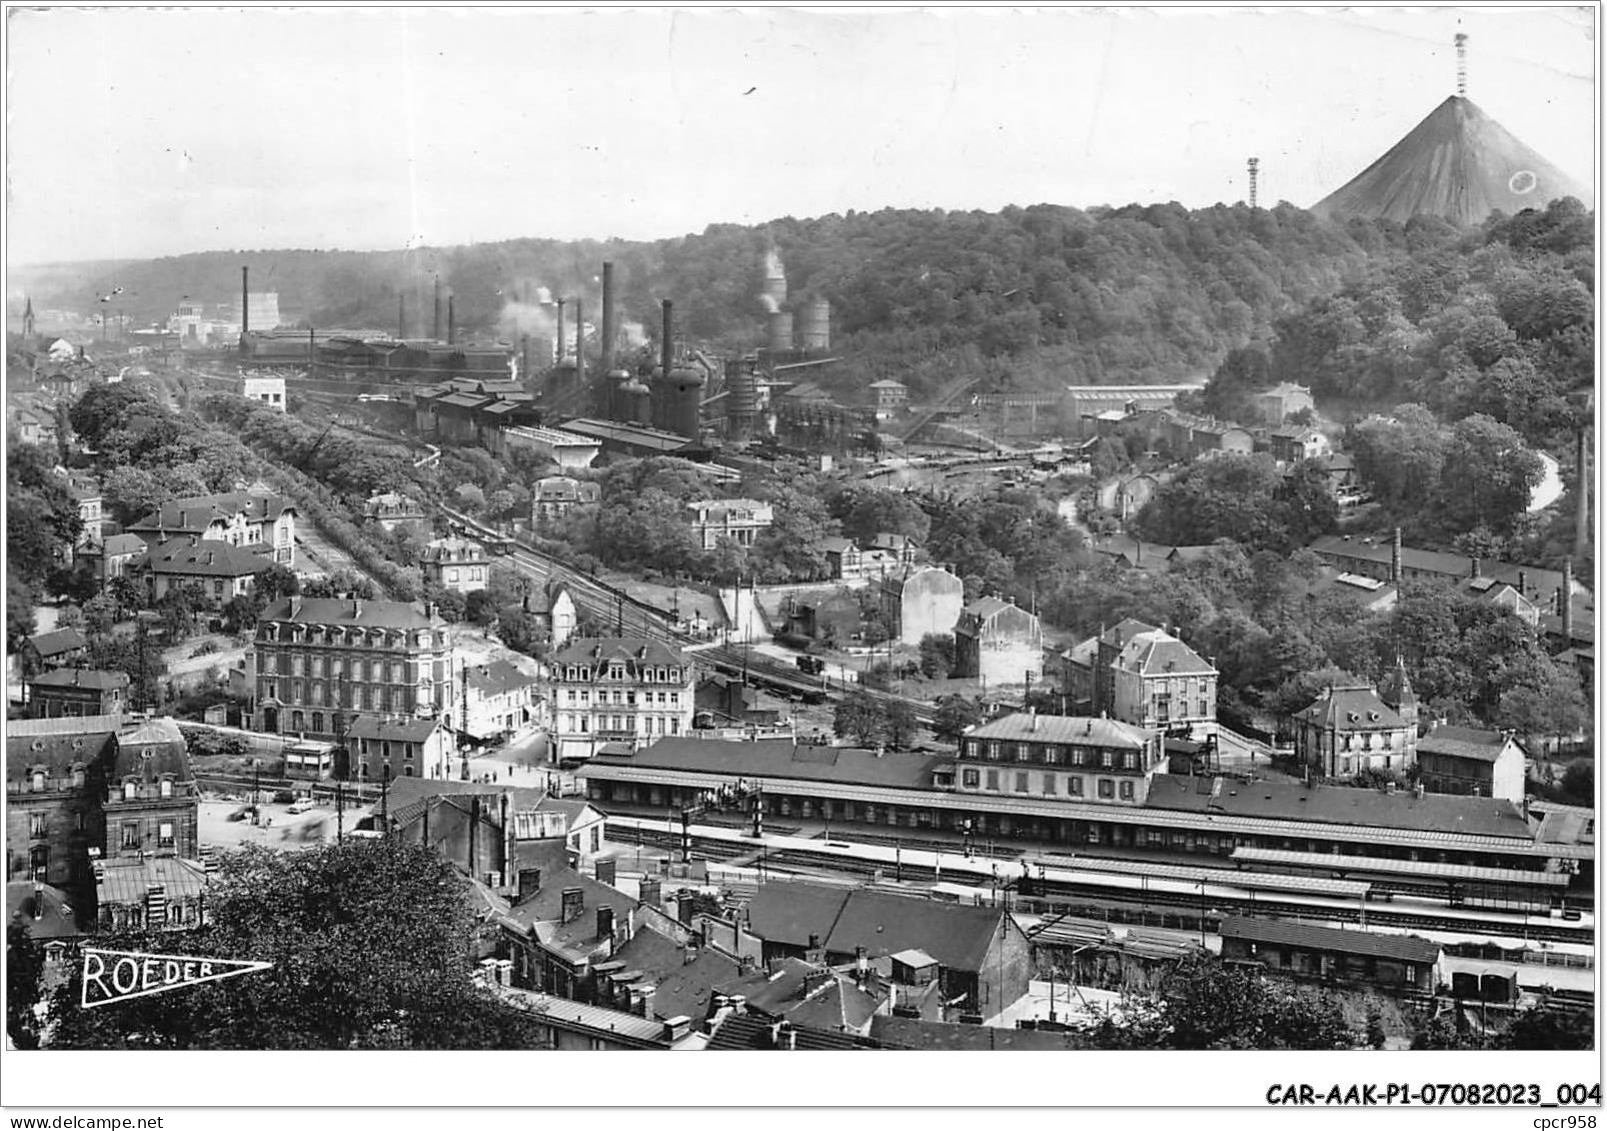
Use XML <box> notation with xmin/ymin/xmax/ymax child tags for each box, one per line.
<box><xmin>833</xmin><ymin>689</ymin><xmax>885</xmax><ymax>747</ymax></box>
<box><xmin>46</xmin><ymin>840</ymin><xmax>544</xmax><ymax>1049</ymax></box>
<box><xmin>1438</xmin><ymin>414</ymin><xmax>1544</xmax><ymax>537</ymax></box>
<box><xmin>883</xmin><ymin>700</ymin><xmax>920</xmax><ymax>751</ymax></box>
<box><xmin>931</xmin><ymin>694</ymin><xmax>983</xmax><ymax>744</ymax></box>
<box><xmin>918</xmin><ymin>633</ymin><xmax>955</xmax><ymax>680</ymax></box>
<box><xmin>255</xmin><ymin>563</ymin><xmax>301</xmax><ymax>605</ymax></box>
<box><xmin>1497</xmin><ymin>1006</ymin><xmax>1594</xmax><ymax>1051</ymax></box>
<box><xmin>1559</xmin><ymin>760</ymin><xmax>1594</xmax><ymax>806</ymax></box>
<box><xmin>7</xmin><ymin>917</ymin><xmax>46</xmax><ymax>1049</ymax></box>
<box><xmin>7</xmin><ymin>575</ymin><xmax>38</xmax><ymax>654</ymax></box>
<box><xmin>1140</xmin><ymin>958</ymin><xmax>1355</xmax><ymax>1050</ymax></box>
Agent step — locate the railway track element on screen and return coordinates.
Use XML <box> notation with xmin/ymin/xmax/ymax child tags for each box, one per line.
<box><xmin>609</xmin><ymin>819</ymin><xmax>1595</xmax><ymax>947</ymax></box>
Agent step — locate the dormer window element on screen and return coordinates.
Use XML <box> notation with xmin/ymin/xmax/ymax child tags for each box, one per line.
<box><xmin>159</xmin><ymin>778</ymin><xmax>173</xmax><ymax>799</ymax></box>
<box><xmin>32</xmin><ymin>771</ymin><xmax>46</xmax><ymax>792</ymax></box>
<box><xmin>123</xmin><ymin>781</ymin><xmax>137</xmax><ymax>801</ymax></box>
<box><xmin>71</xmin><ymin>765</ymin><xmax>86</xmax><ymax>788</ymax></box>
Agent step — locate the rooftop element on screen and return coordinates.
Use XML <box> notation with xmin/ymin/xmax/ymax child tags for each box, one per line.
<box><xmin>1145</xmin><ymin>775</ymin><xmax>1533</xmax><ymax>842</ymax></box>
<box><xmin>96</xmin><ymin>857</ymin><xmax>209</xmax><ymax>906</ymax></box>
<box><xmin>967</xmin><ymin>712</ymin><xmax>1155</xmax><ymax>750</ymax></box>
<box><xmin>26</xmin><ymin>627</ymin><xmax>87</xmax><ymax>657</ymax></box>
<box><xmin>1114</xmin><ymin>630</ymin><xmax>1216</xmax><ymax>677</ymax></box>
<box><xmin>705</xmin><ymin>1013</ymin><xmax>873</xmax><ymax>1051</ymax></box>
<box><xmin>551</xmin><ymin>637</ymin><xmax>687</xmax><ymax>669</ymax></box>
<box><xmin>467</xmin><ymin>659</ymin><xmax>538</xmax><ymax>698</ymax></box>
<box><xmin>1219</xmin><ymin>915</ymin><xmax>1441</xmax><ymax>965</ymax></box>
<box><xmin>586</xmin><ymin>736</ymin><xmax>946</xmax><ymax>792</ymax></box>
<box><xmin>1418</xmin><ymin>726</ymin><xmax>1522</xmax><ymax>765</ymax></box>
<box><xmin>27</xmin><ymin>668</ymin><xmax>130</xmax><ymax>691</ymax></box>
<box><xmin>870</xmin><ymin>1015</ymin><xmax>1083</xmax><ymax>1051</ymax></box>
<box><xmin>347</xmin><ymin>716</ymin><xmax>443</xmax><ymax>744</ymax></box>
<box><xmin>259</xmin><ymin>597</ymin><xmax>444</xmax><ymax>631</ymax></box>
<box><xmin>1294</xmin><ymin>684</ymin><xmax>1405</xmax><ymax>730</ymax></box>
<box><xmin>143</xmin><ymin>538</ymin><xmax>271</xmax><ymax>578</ymax></box>
<box><xmin>127</xmin><ymin>491</ymin><xmax>292</xmax><ymax>534</ymax></box>
<box><xmin>743</xmin><ymin>881</ymin><xmax>1012</xmax><ymax>974</ymax></box>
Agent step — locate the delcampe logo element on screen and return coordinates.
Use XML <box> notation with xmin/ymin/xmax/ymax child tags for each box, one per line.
<box><xmin>80</xmin><ymin>948</ymin><xmax>273</xmax><ymax>1009</ymax></box>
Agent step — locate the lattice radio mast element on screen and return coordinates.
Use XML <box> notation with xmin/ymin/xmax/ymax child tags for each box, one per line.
<box><xmin>1247</xmin><ymin>157</ymin><xmax>1260</xmax><ymax>208</ymax></box>
<box><xmin>1455</xmin><ymin>33</ymin><xmax>1468</xmax><ymax>96</ymax></box>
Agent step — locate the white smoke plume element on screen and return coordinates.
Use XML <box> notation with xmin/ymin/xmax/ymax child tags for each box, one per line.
<box><xmin>758</xmin><ymin>294</ymin><xmax>779</xmax><ymax>314</ymax></box>
<box><xmin>764</xmin><ymin>248</ymin><xmax>785</xmax><ymax>279</ymax></box>
<box><xmin>619</xmin><ymin>319</ymin><xmax>649</xmax><ymax>349</ymax></box>
<box><xmin>499</xmin><ymin>301</ymin><xmax>555</xmax><ymax>341</ymax></box>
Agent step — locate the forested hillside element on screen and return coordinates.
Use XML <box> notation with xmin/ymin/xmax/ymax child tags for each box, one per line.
<box><xmin>21</xmin><ymin>201</ymin><xmax>1416</xmax><ymax>396</ymax></box>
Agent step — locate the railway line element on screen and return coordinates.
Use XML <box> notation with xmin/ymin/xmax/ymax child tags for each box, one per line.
<box><xmin>607</xmin><ymin>816</ymin><xmax>1595</xmax><ymax>948</ymax></box>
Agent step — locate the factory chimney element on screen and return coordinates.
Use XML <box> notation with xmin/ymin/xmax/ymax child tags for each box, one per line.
<box><xmin>433</xmin><ymin>276</ymin><xmax>441</xmax><ymax>340</ymax></box>
<box><xmin>241</xmin><ymin>267</ymin><xmax>250</xmax><ymax>335</ymax></box>
<box><xmin>600</xmin><ymin>261</ymin><xmax>617</xmax><ymax>378</ymax></box>
<box><xmin>657</xmin><ymin>299</ymin><xmax>674</xmax><ymax>433</ymax></box>
<box><xmin>574</xmin><ymin>294</ymin><xmax>586</xmax><ymax>398</ymax></box>
<box><xmin>447</xmin><ymin>296</ymin><xmax>456</xmax><ymax>346</ymax></box>
<box><xmin>1247</xmin><ymin>157</ymin><xmax>1260</xmax><ymax>209</ymax></box>
<box><xmin>556</xmin><ymin>298</ymin><xmax>567</xmax><ymax>361</ymax></box>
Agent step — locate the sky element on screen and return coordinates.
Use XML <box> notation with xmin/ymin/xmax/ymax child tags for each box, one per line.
<box><xmin>5</xmin><ymin>5</ymin><xmax>1597</xmax><ymax>266</ymax></box>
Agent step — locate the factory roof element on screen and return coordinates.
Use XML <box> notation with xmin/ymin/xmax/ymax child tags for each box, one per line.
<box><xmin>557</xmin><ymin>418</ymin><xmax>693</xmax><ymax>453</ymax></box>
<box><xmin>503</xmin><ymin>424</ymin><xmax>601</xmax><ymax>447</ymax></box>
<box><xmin>1219</xmin><ymin>916</ymin><xmax>1441</xmax><ymax>965</ymax></box>
<box><xmin>1146</xmin><ymin>775</ymin><xmax>1532</xmax><ymax>841</ymax></box>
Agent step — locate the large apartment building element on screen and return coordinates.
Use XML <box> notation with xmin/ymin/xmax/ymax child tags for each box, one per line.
<box><xmin>253</xmin><ymin>596</ymin><xmax>455</xmax><ymax>740</ymax></box>
<box><xmin>549</xmin><ymin>637</ymin><xmax>694</xmax><ymax>761</ymax></box>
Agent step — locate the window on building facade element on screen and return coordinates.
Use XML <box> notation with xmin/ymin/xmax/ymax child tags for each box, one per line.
<box><xmin>1069</xmin><ymin>777</ymin><xmax>1084</xmax><ymax>796</ymax></box>
<box><xmin>590</xmin><ymin>825</ymin><xmax>600</xmax><ymax>853</ymax></box>
<box><xmin>29</xmin><ymin>812</ymin><xmax>46</xmax><ymax>838</ymax></box>
<box><xmin>1119</xmin><ymin>781</ymin><xmax>1135</xmax><ymax>800</ymax></box>
<box><xmin>1123</xmin><ymin>753</ymin><xmax>1137</xmax><ymax>770</ymax></box>
<box><xmin>32</xmin><ymin>771</ymin><xmax>45</xmax><ymax>791</ymax></box>
<box><xmin>123</xmin><ymin>781</ymin><xmax>137</xmax><ymax>801</ymax></box>
<box><xmin>986</xmin><ymin>743</ymin><xmax>1000</xmax><ymax>760</ymax></box>
<box><xmin>121</xmin><ymin>822</ymin><xmax>140</xmax><ymax>849</ymax></box>
<box><xmin>962</xmin><ymin>769</ymin><xmax>980</xmax><ymax>788</ymax></box>
<box><xmin>1098</xmin><ymin>779</ymin><xmax>1115</xmax><ymax>799</ymax></box>
<box><xmin>1043</xmin><ymin>775</ymin><xmax>1057</xmax><ymax>795</ymax></box>
<box><xmin>160</xmin><ymin>779</ymin><xmax>173</xmax><ymax>799</ymax></box>
<box><xmin>1014</xmin><ymin>772</ymin><xmax>1029</xmax><ymax>793</ymax></box>
<box><xmin>1071</xmin><ymin>748</ymin><xmax>1086</xmax><ymax>767</ymax></box>
<box><xmin>158</xmin><ymin>821</ymin><xmax>174</xmax><ymax>847</ymax></box>
<box><xmin>985</xmin><ymin>770</ymin><xmax>999</xmax><ymax>790</ymax></box>
<box><xmin>1101</xmin><ymin>750</ymin><xmax>1114</xmax><ymax>768</ymax></box>
<box><xmin>1045</xmin><ymin>748</ymin><xmax>1062</xmax><ymax>765</ymax></box>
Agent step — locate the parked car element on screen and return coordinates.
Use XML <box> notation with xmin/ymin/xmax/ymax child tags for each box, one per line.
<box><xmin>287</xmin><ymin>799</ymin><xmax>316</xmax><ymax>814</ymax></box>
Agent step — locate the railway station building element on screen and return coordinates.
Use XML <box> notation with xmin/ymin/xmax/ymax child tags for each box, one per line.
<box><xmin>578</xmin><ymin>722</ymin><xmax>1585</xmax><ymax>881</ymax></box>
